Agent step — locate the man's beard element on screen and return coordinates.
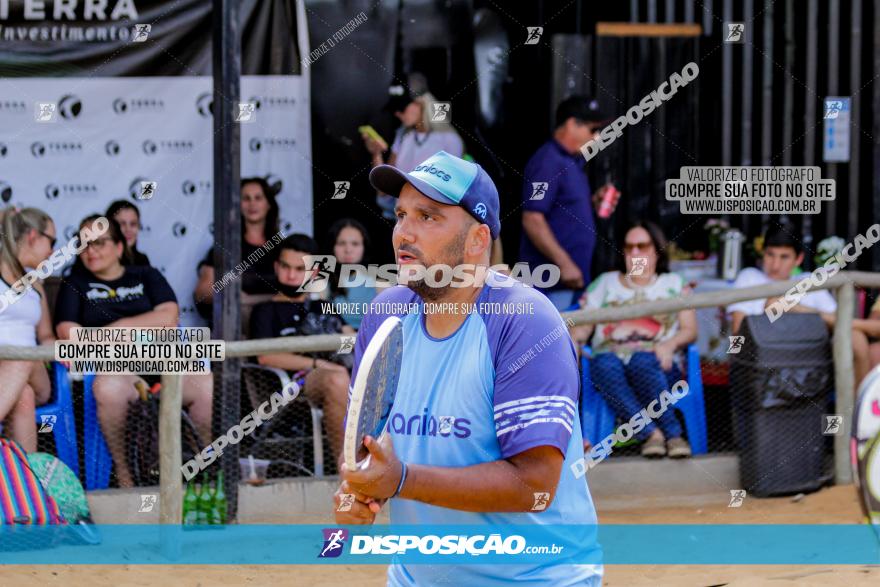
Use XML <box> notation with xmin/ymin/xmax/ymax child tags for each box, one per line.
<box><xmin>403</xmin><ymin>231</ymin><xmax>466</xmax><ymax>302</ymax></box>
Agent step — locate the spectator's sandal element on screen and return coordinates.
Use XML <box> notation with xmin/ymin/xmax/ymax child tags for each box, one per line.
<box><xmin>640</xmin><ymin>436</ymin><xmax>666</xmax><ymax>458</ymax></box>
<box><xmin>666</xmin><ymin>437</ymin><xmax>692</xmax><ymax>459</ymax></box>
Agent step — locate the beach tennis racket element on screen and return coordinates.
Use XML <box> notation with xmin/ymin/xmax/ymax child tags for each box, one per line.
<box><xmin>852</xmin><ymin>366</ymin><xmax>880</xmax><ymax>542</ymax></box>
<box><xmin>343</xmin><ymin>316</ymin><xmax>403</xmax><ymax>471</ymax></box>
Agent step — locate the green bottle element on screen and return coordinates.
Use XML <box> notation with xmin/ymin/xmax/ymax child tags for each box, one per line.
<box><xmin>212</xmin><ymin>471</ymin><xmax>227</xmax><ymax>526</ymax></box>
<box><xmin>183</xmin><ymin>483</ymin><xmax>199</xmax><ymax>526</ymax></box>
<box><xmin>196</xmin><ymin>483</ymin><xmax>212</xmax><ymax>525</ymax></box>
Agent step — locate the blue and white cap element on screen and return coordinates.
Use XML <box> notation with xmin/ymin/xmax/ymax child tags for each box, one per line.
<box><xmin>369</xmin><ymin>151</ymin><xmax>501</xmax><ymax>239</ymax></box>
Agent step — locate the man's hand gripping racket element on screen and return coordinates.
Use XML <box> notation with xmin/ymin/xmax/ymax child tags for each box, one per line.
<box><xmin>343</xmin><ymin>316</ymin><xmax>403</xmax><ymax>469</ymax></box>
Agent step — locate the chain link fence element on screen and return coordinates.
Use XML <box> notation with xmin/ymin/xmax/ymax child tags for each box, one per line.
<box><xmin>2</xmin><ymin>271</ymin><xmax>877</xmax><ymax>528</ymax></box>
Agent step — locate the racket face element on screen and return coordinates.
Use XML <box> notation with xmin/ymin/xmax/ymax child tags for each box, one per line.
<box><xmin>344</xmin><ymin>317</ymin><xmax>403</xmax><ymax>470</ymax></box>
<box><xmin>854</xmin><ymin>366</ymin><xmax>880</xmax><ymax>443</ymax></box>
<box><xmin>853</xmin><ymin>366</ymin><xmax>880</xmax><ymax>534</ymax></box>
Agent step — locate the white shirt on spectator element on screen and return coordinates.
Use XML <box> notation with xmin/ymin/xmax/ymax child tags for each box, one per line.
<box><xmin>391</xmin><ymin>128</ymin><xmax>464</xmax><ymax>173</ymax></box>
<box><xmin>376</xmin><ymin>129</ymin><xmax>465</xmax><ymax>220</ymax></box>
<box><xmin>726</xmin><ymin>267</ymin><xmax>837</xmax><ymax>316</ymax></box>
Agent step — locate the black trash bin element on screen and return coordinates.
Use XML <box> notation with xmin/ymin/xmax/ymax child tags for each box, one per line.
<box><xmin>729</xmin><ymin>313</ymin><xmax>834</xmax><ymax>497</ymax></box>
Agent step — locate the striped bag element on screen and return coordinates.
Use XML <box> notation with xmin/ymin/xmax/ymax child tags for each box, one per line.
<box><xmin>0</xmin><ymin>438</ymin><xmax>65</xmax><ymax>525</ymax></box>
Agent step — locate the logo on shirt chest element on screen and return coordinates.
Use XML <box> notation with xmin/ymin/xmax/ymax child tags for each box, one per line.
<box><xmin>86</xmin><ymin>282</ymin><xmax>144</xmax><ymax>302</ymax></box>
<box><xmin>389</xmin><ymin>408</ymin><xmax>471</xmax><ymax>439</ymax></box>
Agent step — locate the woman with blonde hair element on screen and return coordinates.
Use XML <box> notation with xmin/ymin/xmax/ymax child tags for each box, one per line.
<box><xmin>0</xmin><ymin>206</ymin><xmax>57</xmax><ymax>451</ymax></box>
<box><xmin>363</xmin><ymin>72</ymin><xmax>464</xmax><ymax>220</ymax></box>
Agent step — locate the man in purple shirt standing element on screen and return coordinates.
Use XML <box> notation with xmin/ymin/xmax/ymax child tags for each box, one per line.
<box><xmin>520</xmin><ymin>96</ymin><xmax>618</xmax><ymax>310</ymax></box>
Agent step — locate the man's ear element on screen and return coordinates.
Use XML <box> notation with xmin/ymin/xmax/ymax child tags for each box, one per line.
<box><xmin>468</xmin><ymin>223</ymin><xmax>492</xmax><ymax>258</ymax></box>
<box><xmin>795</xmin><ymin>251</ymin><xmax>805</xmax><ymax>267</ymax></box>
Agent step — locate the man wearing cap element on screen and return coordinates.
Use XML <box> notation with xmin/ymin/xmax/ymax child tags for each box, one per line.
<box><xmin>521</xmin><ymin>95</ymin><xmax>619</xmax><ymax>310</ymax></box>
<box><xmin>362</xmin><ymin>72</ymin><xmax>464</xmax><ymax>221</ymax></box>
<box><xmin>334</xmin><ymin>151</ymin><xmax>603</xmax><ymax>586</ymax></box>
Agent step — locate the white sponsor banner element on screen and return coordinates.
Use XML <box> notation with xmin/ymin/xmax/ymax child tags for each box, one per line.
<box><xmin>0</xmin><ymin>75</ymin><xmax>312</xmax><ymax>326</ymax></box>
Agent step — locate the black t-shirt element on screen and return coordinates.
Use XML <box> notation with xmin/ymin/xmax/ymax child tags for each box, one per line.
<box><xmin>199</xmin><ymin>240</ymin><xmax>278</xmax><ymax>295</ymax></box>
<box><xmin>54</xmin><ymin>265</ymin><xmax>177</xmax><ymax>328</ymax></box>
<box><xmin>130</xmin><ymin>246</ymin><xmax>151</xmax><ymax>267</ymax></box>
<box><xmin>250</xmin><ymin>300</ymin><xmax>350</xmax><ymax>368</ymax></box>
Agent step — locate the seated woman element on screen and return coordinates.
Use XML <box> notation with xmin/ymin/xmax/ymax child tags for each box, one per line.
<box><xmin>572</xmin><ymin>221</ymin><xmax>697</xmax><ymax>459</ymax></box>
<box><xmin>193</xmin><ymin>177</ymin><xmax>280</xmax><ymax>325</ymax></box>
<box><xmin>54</xmin><ymin>215</ymin><xmax>212</xmax><ymax>487</ymax></box>
<box><xmin>324</xmin><ymin>218</ymin><xmax>376</xmax><ymax>329</ymax></box>
<box><xmin>106</xmin><ymin>200</ymin><xmax>151</xmax><ymax>266</ymax></box>
<box><xmin>0</xmin><ymin>206</ymin><xmax>56</xmax><ymax>452</ymax></box>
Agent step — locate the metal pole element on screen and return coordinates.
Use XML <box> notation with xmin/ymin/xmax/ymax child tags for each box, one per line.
<box><xmin>722</xmin><ymin>0</ymin><xmax>733</xmax><ymax>167</ymax></box>
<box><xmin>685</xmin><ymin>0</ymin><xmax>695</xmax><ymax>23</ymax></box>
<box><xmin>803</xmin><ymin>0</ymin><xmax>818</xmax><ymax>259</ymax></box>
<box><xmin>159</xmin><ymin>373</ymin><xmax>182</xmax><ymax>556</ymax></box>
<box><xmin>833</xmin><ymin>282</ymin><xmax>855</xmax><ymax>484</ymax></box>
<box><xmin>741</xmin><ymin>0</ymin><xmax>753</xmax><ymax>237</ymax></box>
<box><xmin>212</xmin><ymin>0</ymin><xmax>243</xmax><ymax>522</ymax></box>
<box><xmin>703</xmin><ymin>0</ymin><xmax>714</xmax><ymax>36</ymax></box>
<box><xmin>875</xmin><ymin>0</ymin><xmax>880</xmax><ymax>273</ymax></box>
<box><xmin>826</xmin><ymin>0</ymin><xmax>840</xmax><ymax>237</ymax></box>
<box><xmin>849</xmin><ymin>0</ymin><xmax>862</xmax><ymax>240</ymax></box>
<box><xmin>782</xmin><ymin>0</ymin><xmax>794</xmax><ymax>170</ymax></box>
<box><xmin>760</xmin><ymin>0</ymin><xmax>773</xmax><ymax>231</ymax></box>
<box><xmin>741</xmin><ymin>0</ymin><xmax>753</xmax><ymax>168</ymax></box>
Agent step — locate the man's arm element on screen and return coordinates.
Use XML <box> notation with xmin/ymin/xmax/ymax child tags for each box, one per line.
<box><xmin>401</xmin><ymin>445</ymin><xmax>563</xmax><ymax>512</ymax></box>
<box><xmin>522</xmin><ymin>211</ymin><xmax>582</xmax><ymax>288</ymax></box>
<box><xmin>731</xmin><ymin>311</ymin><xmax>747</xmax><ymax>334</ymax></box>
<box><xmin>522</xmin><ymin>211</ymin><xmax>573</xmax><ymax>267</ymax></box>
<box><xmin>343</xmin><ymin>434</ymin><xmax>564</xmax><ymax>512</ymax></box>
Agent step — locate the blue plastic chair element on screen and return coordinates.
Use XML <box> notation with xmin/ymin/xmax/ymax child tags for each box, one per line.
<box><xmin>579</xmin><ymin>344</ymin><xmax>708</xmax><ymax>455</ymax></box>
<box><xmin>33</xmin><ymin>362</ymin><xmax>80</xmax><ymax>475</ymax></box>
<box><xmin>82</xmin><ymin>373</ymin><xmax>112</xmax><ymax>490</ymax></box>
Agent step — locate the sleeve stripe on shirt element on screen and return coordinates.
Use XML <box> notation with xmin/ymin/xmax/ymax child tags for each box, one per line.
<box><xmin>494</xmin><ymin>399</ymin><xmax>576</xmax><ymax>420</ymax></box>
<box><xmin>494</xmin><ymin>394</ymin><xmax>577</xmax><ymax>412</ymax></box>
<box><xmin>496</xmin><ymin>416</ymin><xmax>574</xmax><ymax>437</ymax></box>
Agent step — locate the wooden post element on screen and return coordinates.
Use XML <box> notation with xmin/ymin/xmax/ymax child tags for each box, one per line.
<box><xmin>832</xmin><ymin>281</ymin><xmax>855</xmax><ymax>484</ymax></box>
<box><xmin>159</xmin><ymin>373</ymin><xmax>183</xmax><ymax>558</ymax></box>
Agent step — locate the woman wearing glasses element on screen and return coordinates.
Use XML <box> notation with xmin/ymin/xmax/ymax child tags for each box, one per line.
<box><xmin>54</xmin><ymin>215</ymin><xmax>212</xmax><ymax>487</ymax></box>
<box><xmin>0</xmin><ymin>206</ymin><xmax>56</xmax><ymax>451</ymax></box>
<box><xmin>571</xmin><ymin>221</ymin><xmax>697</xmax><ymax>459</ymax></box>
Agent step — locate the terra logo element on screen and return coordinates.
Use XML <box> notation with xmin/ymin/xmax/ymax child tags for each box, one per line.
<box><xmin>57</xmin><ymin>95</ymin><xmax>82</xmax><ymax>119</ymax></box>
<box><xmin>319</xmin><ymin>528</ymin><xmax>349</xmax><ymax>558</ymax></box>
<box><xmin>196</xmin><ymin>93</ymin><xmax>213</xmax><ymax>117</ymax></box>
<box><xmin>129</xmin><ymin>177</ymin><xmax>150</xmax><ymax>200</ymax></box>
<box><xmin>265</xmin><ymin>174</ymin><xmax>283</xmax><ymax>195</ymax></box>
